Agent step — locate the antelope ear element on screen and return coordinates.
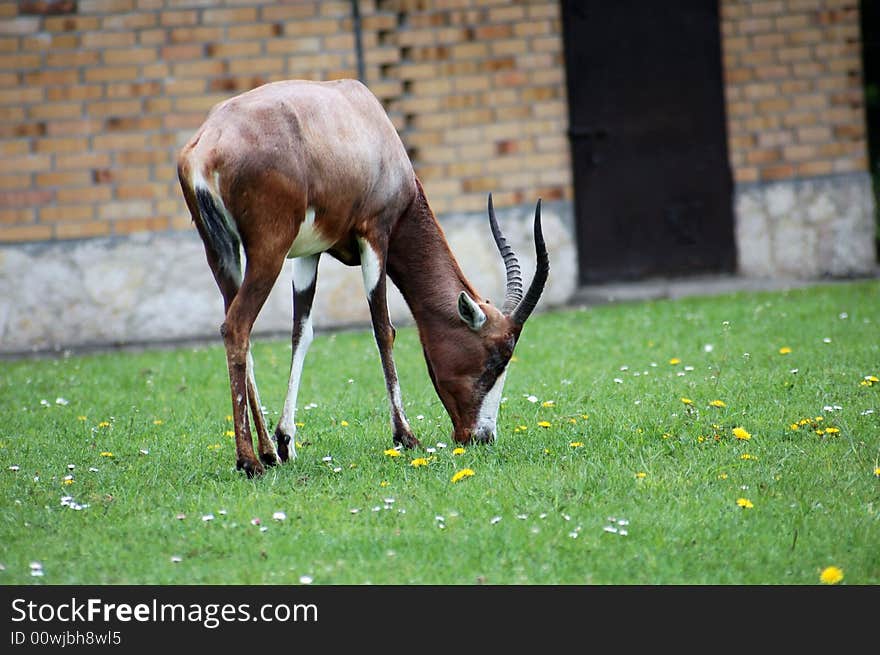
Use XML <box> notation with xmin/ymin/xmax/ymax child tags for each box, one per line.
<box><xmin>457</xmin><ymin>291</ymin><xmax>486</xmax><ymax>331</ymax></box>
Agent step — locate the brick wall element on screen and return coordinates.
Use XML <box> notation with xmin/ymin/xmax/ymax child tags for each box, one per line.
<box><xmin>0</xmin><ymin>0</ymin><xmax>569</xmax><ymax>243</ymax></box>
<box><xmin>719</xmin><ymin>0</ymin><xmax>869</xmax><ymax>184</ymax></box>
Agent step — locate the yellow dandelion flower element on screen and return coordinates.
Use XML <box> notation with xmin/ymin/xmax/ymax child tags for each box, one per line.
<box><xmin>99</xmin><ymin>451</ymin><xmax>113</xmax><ymax>457</ymax></box>
<box><xmin>410</xmin><ymin>458</ymin><xmax>429</xmax><ymax>467</ymax></box>
<box><xmin>98</xmin><ymin>421</ymin><xmax>111</xmax><ymax>428</ymax></box>
<box><xmin>815</xmin><ymin>416</ymin><xmax>824</xmax><ymax>422</ymax></box>
<box><xmin>741</xmin><ymin>453</ymin><xmax>757</xmax><ymax>460</ymax></box>
<box><xmin>635</xmin><ymin>471</ymin><xmax>647</xmax><ymax>479</ymax></box>
<box><xmin>669</xmin><ymin>358</ymin><xmax>681</xmax><ymax>365</ymax></box>
<box><xmin>77</xmin><ymin>415</ymin><xmax>87</xmax><ymax>421</ymax></box>
<box><xmin>225</xmin><ymin>415</ymin><xmax>233</xmax><ymax>422</ymax></box>
<box><xmin>819</xmin><ymin>566</ymin><xmax>844</xmax><ymax>585</ymax></box>
<box><xmin>541</xmin><ymin>400</ymin><xmax>555</xmax><ymax>407</ymax></box>
<box><xmin>569</xmin><ymin>441</ymin><xmax>584</xmax><ymax>448</ymax></box>
<box><xmin>732</xmin><ymin>427</ymin><xmax>751</xmax><ymax>440</ymax></box>
<box><xmin>581</xmin><ymin>414</ymin><xmax>590</xmax><ymax>420</ymax></box>
<box><xmin>662</xmin><ymin>433</ymin><xmax>671</xmax><ymax>440</ymax></box>
<box><xmin>568</xmin><ymin>418</ymin><xmax>577</xmax><ymax>424</ymax></box>
<box><xmin>697</xmin><ymin>435</ymin><xmax>706</xmax><ymax>443</ymax></box>
<box><xmin>153</xmin><ymin>419</ymin><xmax>163</xmax><ymax>425</ymax></box>
<box><xmin>383</xmin><ymin>448</ymin><xmax>401</xmax><ymax>457</ymax></box>
<box><xmin>340</xmin><ymin>420</ymin><xmax>349</xmax><ymax>427</ymax></box>
<box><xmin>451</xmin><ymin>468</ymin><xmax>475</xmax><ymax>483</ymax></box>
<box><xmin>718</xmin><ymin>472</ymin><xmax>728</xmax><ymax>480</ymax></box>
<box><xmin>62</xmin><ymin>478</ymin><xmax>74</xmax><ymax>485</ymax></box>
<box><xmin>736</xmin><ymin>498</ymin><xmax>754</xmax><ymax>509</ymax></box>
<box><xmin>537</xmin><ymin>421</ymin><xmax>552</xmax><ymax>428</ymax></box>
<box><xmin>779</xmin><ymin>346</ymin><xmax>792</xmax><ymax>355</ymax></box>
<box><xmin>790</xmin><ymin>423</ymin><xmax>800</xmax><ymax>431</ymax></box>
<box><xmin>225</xmin><ymin>430</ymin><xmax>235</xmax><ymax>437</ymax></box>
<box><xmin>873</xmin><ymin>467</ymin><xmax>880</xmax><ymax>477</ymax></box>
<box><xmin>380</xmin><ymin>481</ymin><xmax>390</xmax><ymax>487</ymax></box>
<box><xmin>709</xmin><ymin>399</ymin><xmax>726</xmax><ymax>408</ymax></box>
<box><xmin>452</xmin><ymin>447</ymin><xmax>466</xmax><ymax>455</ymax></box>
<box><xmin>826</xmin><ymin>426</ymin><xmax>840</xmax><ymax>434</ymax></box>
<box><xmin>681</xmin><ymin>397</ymin><xmax>694</xmax><ymax>405</ymax></box>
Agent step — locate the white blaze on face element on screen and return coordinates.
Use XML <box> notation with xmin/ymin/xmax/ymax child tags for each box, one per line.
<box><xmin>475</xmin><ymin>368</ymin><xmax>508</xmax><ymax>440</ymax></box>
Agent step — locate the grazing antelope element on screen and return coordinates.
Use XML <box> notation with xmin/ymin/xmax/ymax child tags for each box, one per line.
<box><xmin>177</xmin><ymin>79</ymin><xmax>548</xmax><ymax>478</ymax></box>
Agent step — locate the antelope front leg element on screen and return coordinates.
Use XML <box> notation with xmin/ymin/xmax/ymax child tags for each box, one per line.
<box><xmin>358</xmin><ymin>238</ymin><xmax>420</xmax><ymax>449</ymax></box>
<box><xmin>274</xmin><ymin>254</ymin><xmax>320</xmax><ymax>462</ymax></box>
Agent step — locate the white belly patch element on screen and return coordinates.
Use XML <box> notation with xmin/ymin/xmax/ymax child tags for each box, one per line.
<box><xmin>288</xmin><ymin>208</ymin><xmax>333</xmax><ymax>258</ymax></box>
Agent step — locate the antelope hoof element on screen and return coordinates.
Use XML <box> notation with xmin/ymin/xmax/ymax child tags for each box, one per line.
<box><xmin>273</xmin><ymin>427</ymin><xmax>292</xmax><ymax>463</ymax></box>
<box><xmin>260</xmin><ymin>451</ymin><xmax>279</xmax><ymax>467</ymax></box>
<box><xmin>237</xmin><ymin>458</ymin><xmax>265</xmax><ymax>479</ymax></box>
<box><xmin>394</xmin><ymin>431</ymin><xmax>422</xmax><ymax>450</ymax></box>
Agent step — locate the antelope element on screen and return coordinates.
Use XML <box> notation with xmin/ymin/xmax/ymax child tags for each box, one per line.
<box><xmin>177</xmin><ymin>79</ymin><xmax>548</xmax><ymax>478</ymax></box>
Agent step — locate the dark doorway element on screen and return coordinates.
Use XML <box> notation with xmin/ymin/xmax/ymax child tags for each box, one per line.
<box><xmin>561</xmin><ymin>1</ymin><xmax>737</xmax><ymax>285</ymax></box>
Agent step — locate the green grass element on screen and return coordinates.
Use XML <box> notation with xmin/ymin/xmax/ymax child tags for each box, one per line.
<box><xmin>1</xmin><ymin>280</ymin><xmax>879</xmax><ymax>585</ymax></box>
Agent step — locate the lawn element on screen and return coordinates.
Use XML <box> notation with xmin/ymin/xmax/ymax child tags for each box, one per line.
<box><xmin>1</xmin><ymin>279</ymin><xmax>878</xmax><ymax>585</ymax></box>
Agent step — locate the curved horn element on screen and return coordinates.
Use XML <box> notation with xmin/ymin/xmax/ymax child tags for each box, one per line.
<box><xmin>511</xmin><ymin>199</ymin><xmax>549</xmax><ymax>326</ymax></box>
<box><xmin>487</xmin><ymin>193</ymin><xmax>523</xmax><ymax>314</ymax></box>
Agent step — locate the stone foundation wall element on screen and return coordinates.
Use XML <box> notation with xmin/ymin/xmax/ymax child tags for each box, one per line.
<box><xmin>0</xmin><ymin>200</ymin><xmax>576</xmax><ymax>355</ymax></box>
<box><xmin>734</xmin><ymin>172</ymin><xmax>877</xmax><ymax>278</ymax></box>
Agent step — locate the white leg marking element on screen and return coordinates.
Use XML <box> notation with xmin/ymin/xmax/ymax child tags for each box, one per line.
<box><xmin>390</xmin><ymin>379</ymin><xmax>411</xmax><ymax>432</ymax></box>
<box><xmin>292</xmin><ymin>255</ymin><xmax>318</xmax><ymax>290</ymax></box>
<box><xmin>358</xmin><ymin>238</ymin><xmax>382</xmax><ymax>298</ymax></box>
<box><xmin>276</xmin><ymin>314</ymin><xmax>313</xmax><ymax>456</ymax></box>
<box><xmin>475</xmin><ymin>368</ymin><xmax>508</xmax><ymax>440</ymax></box>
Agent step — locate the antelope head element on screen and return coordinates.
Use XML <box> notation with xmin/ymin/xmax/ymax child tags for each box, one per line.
<box><xmin>422</xmin><ymin>195</ymin><xmax>550</xmax><ymax>444</ymax></box>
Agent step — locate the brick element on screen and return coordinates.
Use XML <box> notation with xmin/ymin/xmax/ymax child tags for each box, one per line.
<box><xmin>169</xmin><ymin>27</ymin><xmax>224</xmax><ymax>44</ymax></box>
<box><xmin>761</xmin><ymin>164</ymin><xmax>796</xmax><ymax>180</ymax></box>
<box><xmin>228</xmin><ymin>23</ymin><xmax>281</xmax><ymax>40</ymax></box>
<box><xmin>56</xmin><ymin>186</ymin><xmax>112</xmax><ymax>203</ymax></box>
<box><xmin>0</xmin><ymin>86</ymin><xmax>43</xmax><ymax>105</ymax></box>
<box><xmin>0</xmin><ymin>154</ymin><xmax>52</xmax><ymax>174</ymax></box>
<box><xmin>46</xmin><ymin>85</ymin><xmax>103</xmax><ymax>102</ymax></box>
<box><xmin>206</xmin><ymin>41</ymin><xmax>262</xmax><ymax>58</ymax></box>
<box><xmin>87</xmin><ymin>100</ymin><xmax>143</xmax><ymax>116</ymax></box>
<box><xmin>0</xmin><ymin>173</ymin><xmax>31</xmax><ymax>190</ymax></box>
<box><xmin>0</xmin><ymin>17</ymin><xmax>41</xmax><ymax>35</ymax></box>
<box><xmin>0</xmin><ymin>189</ymin><xmax>54</xmax><ymax>207</ymax></box>
<box><xmin>101</xmin><ymin>47</ymin><xmax>159</xmax><ymax>65</ymax></box>
<box><xmin>81</xmin><ymin>32</ymin><xmax>136</xmax><ymax>49</ymax></box>
<box><xmin>0</xmin><ymin>208</ymin><xmax>35</xmax><ymax>225</ymax></box>
<box><xmin>0</xmin><ymin>223</ymin><xmax>53</xmax><ymax>241</ymax></box>
<box><xmin>796</xmin><ymin>160</ymin><xmax>833</xmax><ymax>177</ymax></box>
<box><xmin>101</xmin><ymin>12</ymin><xmax>157</xmax><ymax>30</ymax></box>
<box><xmin>45</xmin><ymin>50</ymin><xmax>100</xmax><ymax>67</ymax></box>
<box><xmin>54</xmin><ymin>221</ymin><xmax>110</xmax><ymax>239</ymax></box>
<box><xmin>39</xmin><ymin>204</ymin><xmax>96</xmax><ymax>222</ymax></box>
<box><xmin>84</xmin><ymin>66</ymin><xmax>141</xmax><ymax>83</ymax></box>
<box><xmin>283</xmin><ymin>18</ymin><xmax>341</xmax><ymax>36</ymax></box>
<box><xmin>36</xmin><ymin>170</ymin><xmax>92</xmax><ymax>187</ymax></box>
<box><xmin>113</xmin><ymin>216</ymin><xmax>171</xmax><ymax>235</ymax></box>
<box><xmin>98</xmin><ymin>200</ymin><xmax>152</xmax><ymax>221</ymax></box>
<box><xmin>229</xmin><ymin>56</ymin><xmax>284</xmax><ymax>75</ymax></box>
<box><xmin>171</xmin><ymin>59</ymin><xmax>226</xmax><ymax>78</ymax></box>
<box><xmin>78</xmin><ymin>0</ymin><xmax>136</xmax><ymax>13</ymax></box>
<box><xmin>262</xmin><ymin>4</ymin><xmax>316</xmax><ymax>21</ymax></box>
<box><xmin>202</xmin><ymin>7</ymin><xmax>258</xmax><ymax>24</ymax></box>
<box><xmin>34</xmin><ymin>137</ymin><xmax>89</xmax><ymax>154</ymax></box>
<box><xmin>54</xmin><ymin>151</ymin><xmax>111</xmax><ymax>170</ymax></box>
